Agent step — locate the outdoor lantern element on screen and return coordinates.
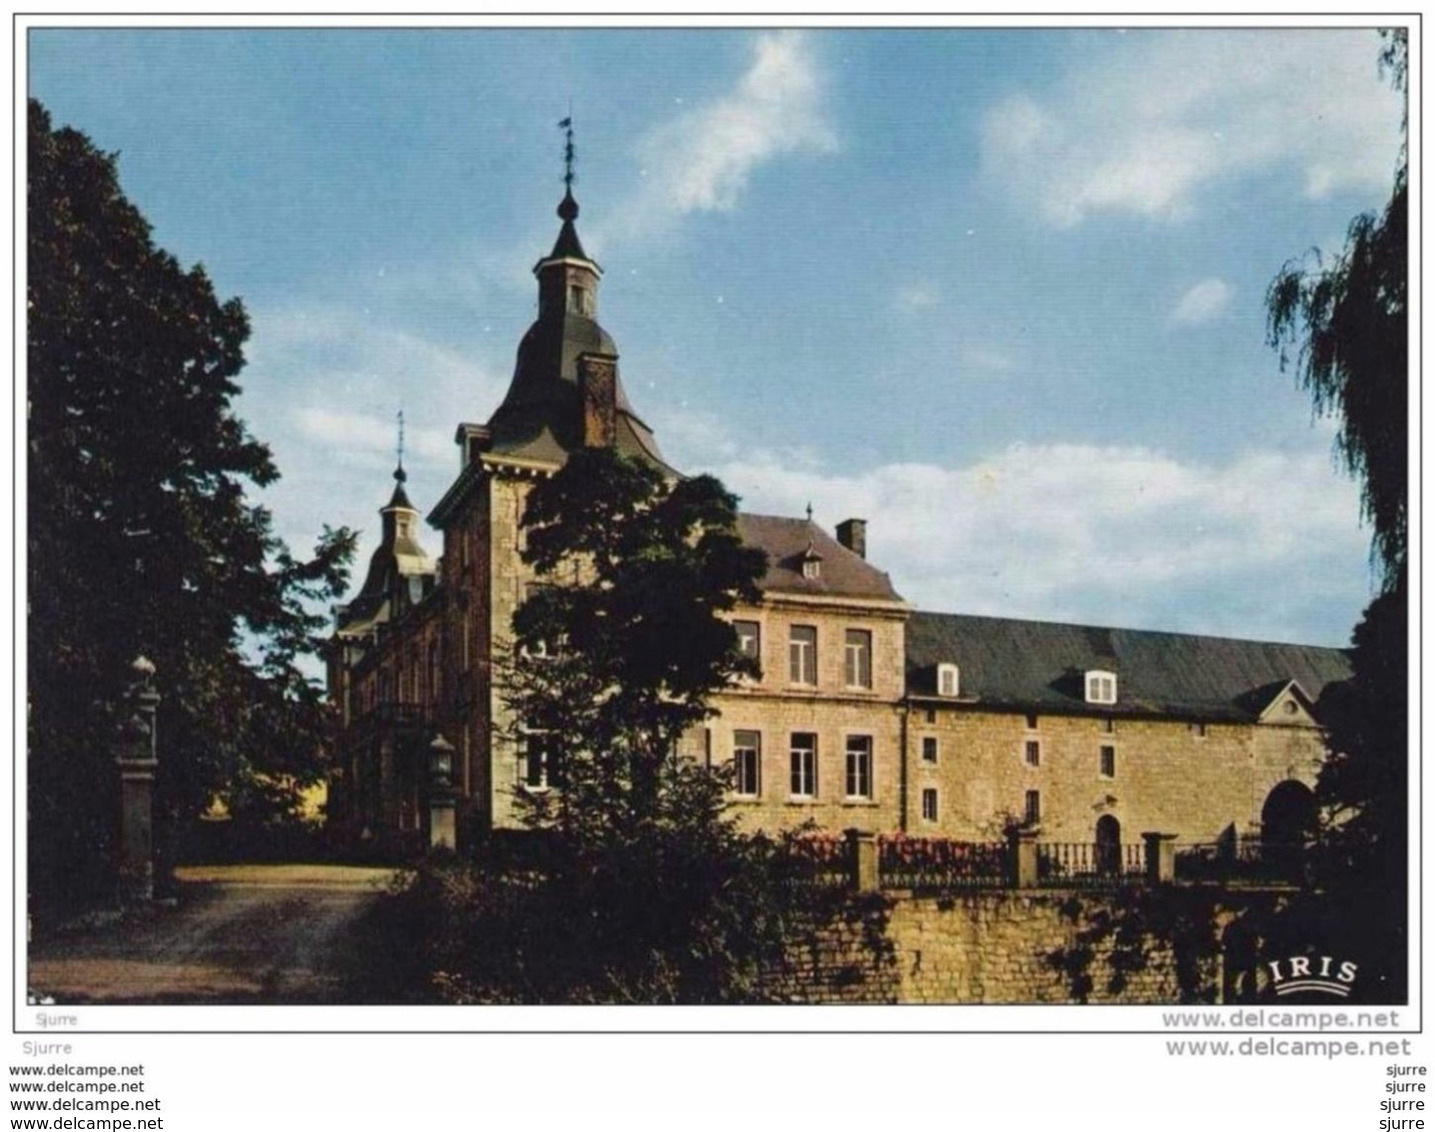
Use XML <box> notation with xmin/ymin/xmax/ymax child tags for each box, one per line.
<box><xmin>429</xmin><ymin>734</ymin><xmax>455</xmax><ymax>787</ymax></box>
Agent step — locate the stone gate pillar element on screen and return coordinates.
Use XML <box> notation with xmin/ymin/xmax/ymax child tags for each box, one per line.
<box><xmin>428</xmin><ymin>734</ymin><xmax>458</xmax><ymax>851</ymax></box>
<box><xmin>1009</xmin><ymin>826</ymin><xmax>1041</xmax><ymax>888</ymax></box>
<box><xmin>115</xmin><ymin>656</ymin><xmax>160</xmax><ymax>902</ymax></box>
<box><xmin>1142</xmin><ymin>832</ymin><xmax>1179</xmax><ymax>884</ymax></box>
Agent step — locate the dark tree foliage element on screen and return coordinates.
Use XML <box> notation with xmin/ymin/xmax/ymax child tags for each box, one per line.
<box><xmin>1266</xmin><ymin>29</ymin><xmax>1407</xmax><ymax>592</ymax></box>
<box><xmin>507</xmin><ymin>447</ymin><xmax>766</xmax><ymax>841</ymax></box>
<box><xmin>27</xmin><ymin>100</ymin><xmax>356</xmax><ymax>914</ymax></box>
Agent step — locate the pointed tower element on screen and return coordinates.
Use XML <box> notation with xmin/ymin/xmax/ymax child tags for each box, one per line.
<box><xmin>336</xmin><ymin>464</ymin><xmax>436</xmax><ymax>635</ymax></box>
<box><xmin>426</xmin><ymin>172</ymin><xmax>676</xmax><ymax>835</ymax></box>
<box><xmin>473</xmin><ymin>185</ymin><xmax>673</xmax><ymax>470</ymax></box>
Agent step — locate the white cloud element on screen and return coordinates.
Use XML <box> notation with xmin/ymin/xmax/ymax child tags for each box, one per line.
<box><xmin>1172</xmin><ymin>278</ymin><xmax>1233</xmax><ymax>324</ymax></box>
<box><xmin>661</xmin><ymin>416</ymin><xmax>1368</xmax><ymax>642</ymax></box>
<box><xmin>292</xmin><ymin>408</ymin><xmax>451</xmax><ymax>467</ymax></box>
<box><xmin>982</xmin><ymin>30</ymin><xmax>1402</xmax><ymax>227</ymax></box>
<box><xmin>600</xmin><ymin>32</ymin><xmax>836</xmax><ymax>242</ymax></box>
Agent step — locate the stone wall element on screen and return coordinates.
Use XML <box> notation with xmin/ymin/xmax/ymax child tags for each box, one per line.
<box><xmin>911</xmin><ymin>706</ymin><xmax>1327</xmax><ymax>845</ymax></box>
<box><xmin>770</xmin><ymin>889</ymin><xmax>1188</xmax><ymax>1004</ymax></box>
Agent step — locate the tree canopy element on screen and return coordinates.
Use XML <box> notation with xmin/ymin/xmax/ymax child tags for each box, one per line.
<box><xmin>27</xmin><ymin>100</ymin><xmax>355</xmax><ymax>913</ymax></box>
<box><xmin>504</xmin><ymin>447</ymin><xmax>766</xmax><ymax>844</ymax></box>
<box><xmin>1267</xmin><ymin>30</ymin><xmax>1407</xmax><ymax>592</ymax></box>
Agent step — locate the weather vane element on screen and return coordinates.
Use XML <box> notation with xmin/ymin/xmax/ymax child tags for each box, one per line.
<box><xmin>396</xmin><ymin>409</ymin><xmax>407</xmax><ymax>483</ymax></box>
<box><xmin>558</xmin><ymin>113</ymin><xmax>575</xmax><ymax>190</ymax></box>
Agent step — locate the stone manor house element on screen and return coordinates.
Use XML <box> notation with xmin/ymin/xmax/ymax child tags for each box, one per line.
<box><xmin>326</xmin><ymin>187</ymin><xmax>1352</xmax><ymax>860</ymax></box>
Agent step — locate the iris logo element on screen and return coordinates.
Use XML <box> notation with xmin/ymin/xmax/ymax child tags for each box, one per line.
<box><xmin>1265</xmin><ymin>954</ymin><xmax>1359</xmax><ymax>998</ymax></box>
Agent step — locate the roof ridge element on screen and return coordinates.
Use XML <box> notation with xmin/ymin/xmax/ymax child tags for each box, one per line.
<box><xmin>910</xmin><ymin>608</ymin><xmax>1350</xmax><ymax>653</ymax></box>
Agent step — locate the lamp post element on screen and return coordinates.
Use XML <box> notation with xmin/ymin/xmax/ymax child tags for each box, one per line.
<box><xmin>428</xmin><ymin>734</ymin><xmax>457</xmax><ymax>851</ymax></box>
<box><xmin>115</xmin><ymin>656</ymin><xmax>160</xmax><ymax>902</ymax></box>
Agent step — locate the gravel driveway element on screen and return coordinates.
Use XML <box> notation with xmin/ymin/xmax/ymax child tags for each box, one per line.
<box><xmin>27</xmin><ymin>864</ymin><xmax>401</xmax><ymax>1005</ymax></box>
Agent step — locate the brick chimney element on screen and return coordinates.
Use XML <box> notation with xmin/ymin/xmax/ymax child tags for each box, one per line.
<box><xmin>578</xmin><ymin>351</ymin><xmax>619</xmax><ymax>448</ymax></box>
<box><xmin>836</xmin><ymin>518</ymin><xmax>867</xmax><ymax>559</ymax></box>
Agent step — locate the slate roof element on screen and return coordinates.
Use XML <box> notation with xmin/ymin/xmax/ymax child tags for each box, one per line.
<box><xmin>736</xmin><ymin>514</ymin><xmax>904</xmax><ymax>603</ymax></box>
<box><xmin>481</xmin><ymin>192</ymin><xmax>672</xmax><ymax>474</ymax></box>
<box><xmin>337</xmin><ymin>473</ymin><xmax>436</xmax><ymax>631</ymax></box>
<box><xmin>906</xmin><ymin>611</ymin><xmax>1352</xmax><ymax>721</ymax></box>
<box><xmin>484</xmin><ymin>311</ymin><xmax>670</xmax><ymax>470</ymax></box>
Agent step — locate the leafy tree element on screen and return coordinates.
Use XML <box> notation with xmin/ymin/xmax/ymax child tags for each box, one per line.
<box><xmin>1266</xmin><ymin>30</ymin><xmax>1407</xmax><ymax>592</ymax></box>
<box><xmin>505</xmin><ymin>447</ymin><xmax>766</xmax><ymax>842</ymax></box>
<box><xmin>494</xmin><ymin>447</ymin><xmax>791</xmax><ymax>1001</ymax></box>
<box><xmin>27</xmin><ymin>100</ymin><xmax>355</xmax><ymax>914</ymax></box>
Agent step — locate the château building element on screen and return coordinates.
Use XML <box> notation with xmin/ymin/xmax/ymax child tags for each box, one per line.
<box><xmin>327</xmin><ymin>186</ymin><xmax>1351</xmax><ymax>858</ymax></box>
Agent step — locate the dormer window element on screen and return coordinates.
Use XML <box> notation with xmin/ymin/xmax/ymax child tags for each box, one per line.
<box><xmin>798</xmin><ymin>541</ymin><xmax>823</xmax><ymax>580</ymax></box>
<box><xmin>1085</xmin><ymin>669</ymin><xmax>1118</xmax><ymax>705</ymax></box>
<box><xmin>937</xmin><ymin>663</ymin><xmax>960</xmax><ymax>698</ymax></box>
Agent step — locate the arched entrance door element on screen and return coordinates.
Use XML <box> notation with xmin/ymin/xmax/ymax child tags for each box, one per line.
<box><xmin>1261</xmin><ymin>780</ymin><xmax>1316</xmax><ymax>879</ymax></box>
<box><xmin>1095</xmin><ymin>814</ymin><xmax>1122</xmax><ymax>875</ymax></box>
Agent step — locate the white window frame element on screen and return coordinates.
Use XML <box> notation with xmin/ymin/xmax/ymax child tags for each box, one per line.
<box><xmin>1085</xmin><ymin>669</ymin><xmax>1118</xmax><ymax>705</ymax></box>
<box><xmin>789</xmin><ymin>625</ymin><xmax>817</xmax><ymax>686</ymax></box>
<box><xmin>790</xmin><ymin>733</ymin><xmax>818</xmax><ymax>799</ymax></box>
<box><xmin>844</xmin><ymin>628</ymin><xmax>873</xmax><ymax>689</ymax></box>
<box><xmin>937</xmin><ymin>662</ymin><xmax>960</xmax><ymax>697</ymax></box>
<box><xmin>844</xmin><ymin>734</ymin><xmax>874</xmax><ymax>800</ymax></box>
<box><xmin>732</xmin><ymin>730</ymin><xmax>761</xmax><ymax>798</ymax></box>
<box><xmin>921</xmin><ymin>787</ymin><xmax>939</xmax><ymax>823</ymax></box>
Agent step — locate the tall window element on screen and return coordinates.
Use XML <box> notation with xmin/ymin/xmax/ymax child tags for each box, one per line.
<box><xmin>844</xmin><ymin>629</ymin><xmax>872</xmax><ymax>688</ymax></box>
<box><xmin>1024</xmin><ymin>789</ymin><xmax>1041</xmax><ymax>825</ymax></box>
<box><xmin>845</xmin><ymin>735</ymin><xmax>873</xmax><ymax>800</ymax></box>
<box><xmin>921</xmin><ymin>787</ymin><xmax>939</xmax><ymax>823</ymax></box>
<box><xmin>938</xmin><ymin>663</ymin><xmax>960</xmax><ymax>697</ymax></box>
<box><xmin>1099</xmin><ymin>745</ymin><xmax>1116</xmax><ymax>779</ymax></box>
<box><xmin>790</xmin><ymin>733</ymin><xmax>817</xmax><ymax>798</ymax></box>
<box><xmin>1024</xmin><ymin>739</ymin><xmax>1041</xmax><ymax>768</ymax></box>
<box><xmin>733</xmin><ymin>731</ymin><xmax>761</xmax><ymax>797</ymax></box>
<box><xmin>789</xmin><ymin>625</ymin><xmax>817</xmax><ymax>685</ymax></box>
<box><xmin>734</xmin><ymin>620</ymin><xmax>761</xmax><ymax>674</ymax></box>
<box><xmin>921</xmin><ymin>736</ymin><xmax>939</xmax><ymax>764</ymax></box>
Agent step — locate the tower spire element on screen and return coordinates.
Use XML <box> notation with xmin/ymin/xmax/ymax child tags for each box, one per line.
<box><xmin>557</xmin><ymin>115</ymin><xmax>579</xmax><ymax>224</ymax></box>
<box><xmin>395</xmin><ymin>408</ymin><xmax>407</xmax><ymax>484</ymax></box>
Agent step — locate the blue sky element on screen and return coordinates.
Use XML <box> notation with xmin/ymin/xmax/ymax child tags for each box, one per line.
<box><xmin>28</xmin><ymin>24</ymin><xmax>1404</xmax><ymax>646</ymax></box>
